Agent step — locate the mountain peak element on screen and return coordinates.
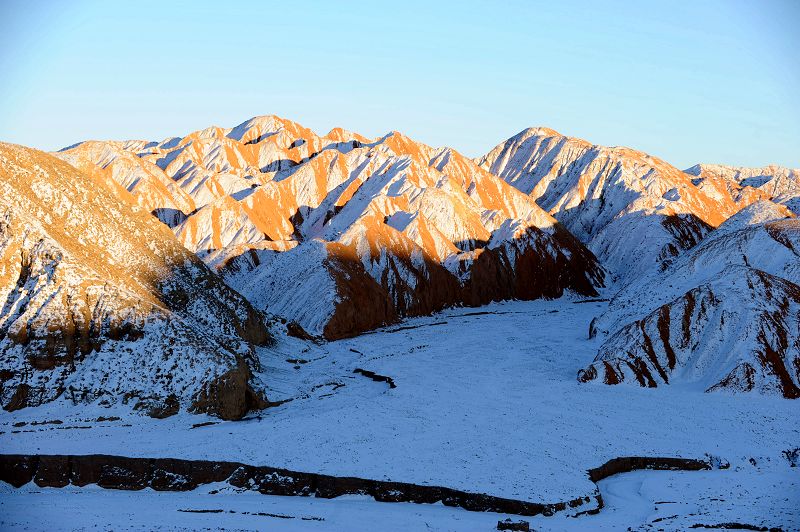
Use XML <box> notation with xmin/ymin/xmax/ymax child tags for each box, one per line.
<box><xmin>325</xmin><ymin>127</ymin><xmax>370</xmax><ymax>144</ymax></box>
<box><xmin>516</xmin><ymin>126</ymin><xmax>565</xmax><ymax>139</ymax></box>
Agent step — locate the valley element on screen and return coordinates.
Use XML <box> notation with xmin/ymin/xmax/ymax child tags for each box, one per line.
<box><xmin>2</xmin><ymin>298</ymin><xmax>797</xmax><ymax>530</ymax></box>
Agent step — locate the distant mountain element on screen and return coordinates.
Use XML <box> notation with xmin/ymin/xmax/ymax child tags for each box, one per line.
<box><xmin>59</xmin><ymin>117</ymin><xmax>606</xmax><ymax>339</ymax></box>
<box><xmin>685</xmin><ymin>163</ymin><xmax>800</xmax><ymax>214</ymax></box>
<box><xmin>0</xmin><ymin>143</ymin><xmax>272</xmax><ymax>419</ymax></box>
<box><xmin>477</xmin><ymin>128</ymin><xmax>742</xmax><ymax>282</ymax></box>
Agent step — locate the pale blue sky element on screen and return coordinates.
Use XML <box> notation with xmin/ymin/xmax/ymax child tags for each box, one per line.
<box><xmin>1</xmin><ymin>0</ymin><xmax>798</xmax><ymax>168</ymax></box>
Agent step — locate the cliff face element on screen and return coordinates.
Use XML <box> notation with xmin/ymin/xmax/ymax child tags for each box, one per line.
<box><xmin>0</xmin><ymin>143</ymin><xmax>271</xmax><ymax>419</ymax></box>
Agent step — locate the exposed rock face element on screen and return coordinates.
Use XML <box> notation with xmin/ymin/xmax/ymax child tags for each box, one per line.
<box><xmin>0</xmin><ymin>453</ymin><xmax>591</xmax><ymax>516</ymax></box>
<box><xmin>477</xmin><ymin>128</ymin><xmax>740</xmax><ymax>282</ymax></box>
<box><xmin>497</xmin><ymin>518</ymin><xmax>530</xmax><ymax>531</ymax></box>
<box><xmin>585</xmin><ymin>456</ymin><xmax>712</xmax><ymax>483</ymax></box>
<box><xmin>190</xmin><ymin>360</ymin><xmax>268</xmax><ymax>420</ymax></box>
<box><xmin>0</xmin><ymin>143</ymin><xmax>271</xmax><ymax>419</ymax></box>
<box><xmin>579</xmin><ymin>267</ymin><xmax>800</xmax><ymax>398</ymax></box>
<box><xmin>321</xmin><ymin>242</ymin><xmax>403</xmax><ymax>339</ymax></box>
<box><xmin>60</xmin><ymin>117</ymin><xmax>606</xmax><ymax>339</ymax></box>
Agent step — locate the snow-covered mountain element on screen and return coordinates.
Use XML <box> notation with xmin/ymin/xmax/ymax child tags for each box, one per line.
<box><xmin>58</xmin><ymin>140</ymin><xmax>198</xmax><ymax>228</ymax></box>
<box><xmin>685</xmin><ymin>163</ymin><xmax>800</xmax><ymax>214</ymax></box>
<box><xmin>594</xmin><ymin>203</ymin><xmax>799</xmax><ymax>334</ymax></box>
<box><xmin>0</xmin><ymin>143</ymin><xmax>272</xmax><ymax>419</ymax></box>
<box><xmin>579</xmin><ymin>266</ymin><xmax>800</xmax><ymax>398</ymax></box>
<box><xmin>581</xmin><ymin>202</ymin><xmax>799</xmax><ymax>397</ymax></box>
<box><xmin>58</xmin><ymin>117</ymin><xmax>606</xmax><ymax>339</ymax></box>
<box><xmin>477</xmin><ymin>128</ymin><xmax>743</xmax><ymax>282</ymax></box>
<box><xmin>44</xmin><ymin>116</ymin><xmax>800</xmax><ymax>400</ymax></box>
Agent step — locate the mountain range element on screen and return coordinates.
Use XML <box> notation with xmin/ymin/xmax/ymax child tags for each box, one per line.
<box><xmin>2</xmin><ymin>115</ymin><xmax>798</xmax><ymax>417</ymax></box>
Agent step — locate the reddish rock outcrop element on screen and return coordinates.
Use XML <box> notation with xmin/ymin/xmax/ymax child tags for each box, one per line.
<box><xmin>190</xmin><ymin>360</ymin><xmax>269</xmax><ymax>421</ymax></box>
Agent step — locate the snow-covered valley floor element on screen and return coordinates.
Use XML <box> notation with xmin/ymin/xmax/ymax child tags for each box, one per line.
<box><xmin>2</xmin><ymin>296</ymin><xmax>799</xmax><ymax>530</ymax></box>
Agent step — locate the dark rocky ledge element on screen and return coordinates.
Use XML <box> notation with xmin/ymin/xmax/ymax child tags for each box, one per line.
<box><xmin>353</xmin><ymin>368</ymin><xmax>397</xmax><ymax>389</ymax></box>
<box><xmin>0</xmin><ymin>454</ymin><xmax>711</xmax><ymax>517</ymax></box>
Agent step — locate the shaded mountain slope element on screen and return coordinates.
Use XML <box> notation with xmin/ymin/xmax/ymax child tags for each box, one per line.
<box><xmin>581</xmin><ymin>203</ymin><xmax>799</xmax><ymax>397</ymax></box>
<box><xmin>0</xmin><ymin>143</ymin><xmax>271</xmax><ymax>419</ymax></box>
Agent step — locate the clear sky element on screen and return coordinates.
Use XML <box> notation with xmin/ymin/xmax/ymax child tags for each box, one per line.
<box><xmin>1</xmin><ymin>0</ymin><xmax>798</xmax><ymax>169</ymax></box>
